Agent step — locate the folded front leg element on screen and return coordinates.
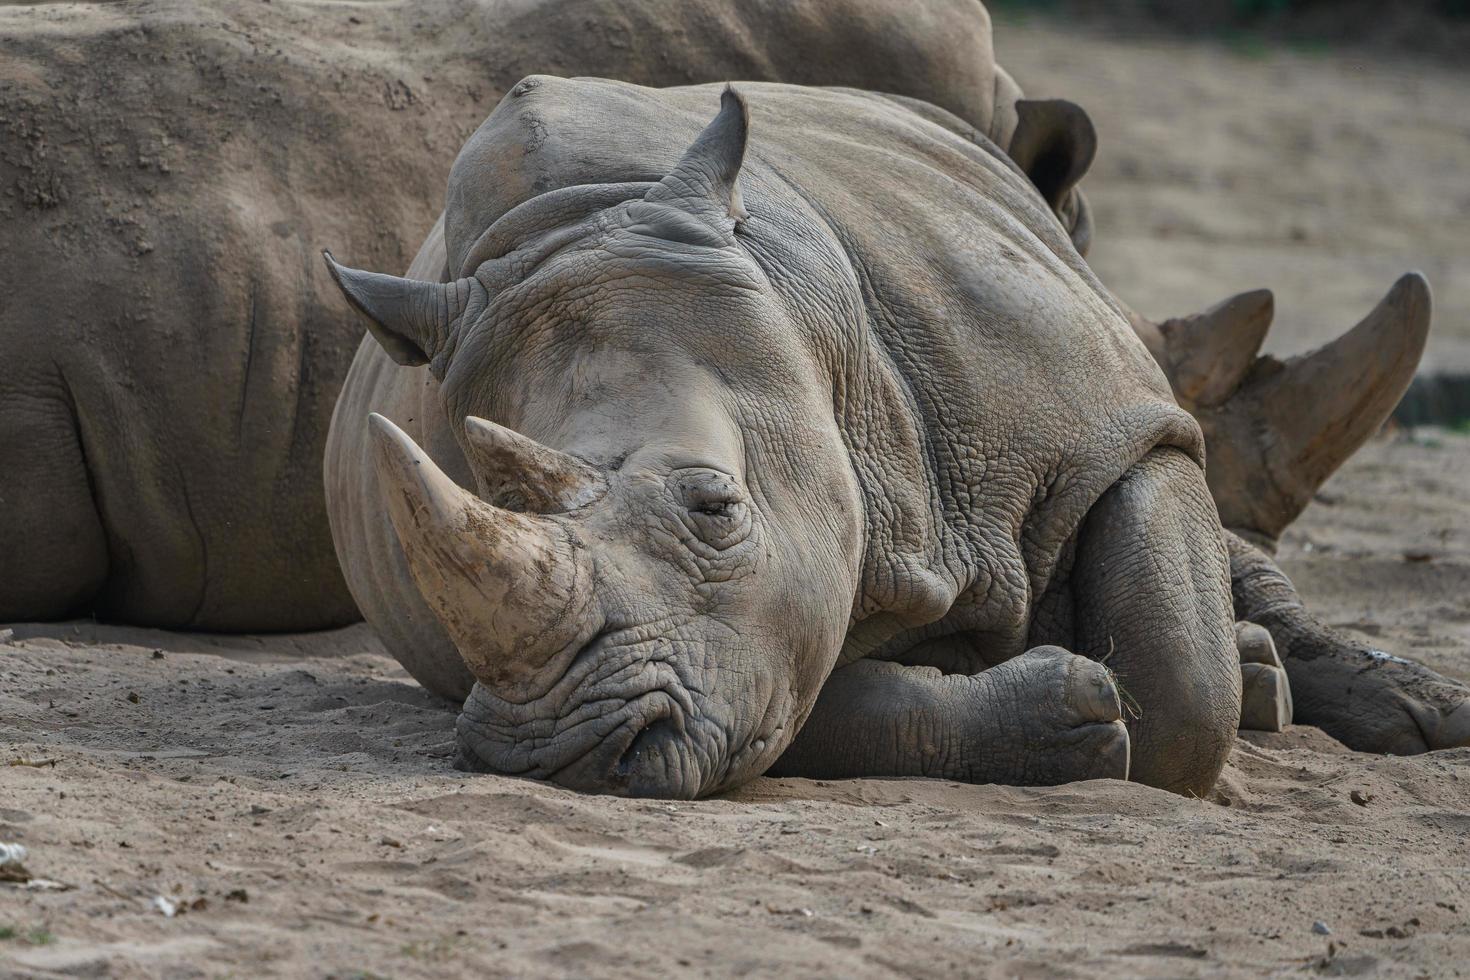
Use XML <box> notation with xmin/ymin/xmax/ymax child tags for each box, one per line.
<box><xmin>1072</xmin><ymin>448</ymin><xmax>1241</xmax><ymax>796</ymax></box>
<box><xmin>769</xmin><ymin>647</ymin><xmax>1130</xmax><ymax>785</ymax></box>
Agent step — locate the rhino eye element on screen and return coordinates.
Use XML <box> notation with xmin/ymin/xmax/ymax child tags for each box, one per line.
<box><xmin>669</xmin><ymin>470</ymin><xmax>752</xmax><ymax>551</ymax></box>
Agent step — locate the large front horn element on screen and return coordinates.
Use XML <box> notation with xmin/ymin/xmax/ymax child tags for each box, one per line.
<box><xmin>368</xmin><ymin>413</ymin><xmax>594</xmax><ymax>688</ymax></box>
<box><xmin>1201</xmin><ymin>272</ymin><xmax>1431</xmax><ymax>544</ymax></box>
<box><xmin>324</xmin><ymin>251</ymin><xmax>486</xmax><ymax>366</ymax></box>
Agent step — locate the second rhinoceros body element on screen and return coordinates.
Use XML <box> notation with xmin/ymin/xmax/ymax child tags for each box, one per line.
<box><xmin>0</xmin><ymin>0</ymin><xmax>1047</xmax><ymax>631</ymax></box>
<box><xmin>324</xmin><ymin>79</ymin><xmax>1251</xmax><ymax>798</ymax></box>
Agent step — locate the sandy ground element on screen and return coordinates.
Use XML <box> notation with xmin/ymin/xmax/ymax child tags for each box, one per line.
<box><xmin>3</xmin><ymin>440</ymin><xmax>1467</xmax><ymax>980</ymax></box>
<box><xmin>5</xmin><ymin>18</ymin><xmax>1470</xmax><ymax>980</ymax></box>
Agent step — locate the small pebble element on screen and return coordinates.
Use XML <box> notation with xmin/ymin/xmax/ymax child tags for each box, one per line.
<box><xmin>1312</xmin><ymin>921</ymin><xmax>1332</xmax><ymax>935</ymax></box>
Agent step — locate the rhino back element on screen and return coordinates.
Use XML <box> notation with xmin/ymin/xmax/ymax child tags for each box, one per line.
<box><xmin>1</xmin><ymin>0</ymin><xmax>1019</xmax><ymax>630</ymax></box>
<box><xmin>0</xmin><ymin>1</ymin><xmax>435</xmax><ymax>628</ymax></box>
<box><xmin>449</xmin><ymin>77</ymin><xmax>1195</xmax><ymax>533</ymax></box>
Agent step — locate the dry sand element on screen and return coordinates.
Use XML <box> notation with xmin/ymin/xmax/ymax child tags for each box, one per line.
<box><xmin>5</xmin><ymin>17</ymin><xmax>1470</xmax><ymax>980</ymax></box>
<box><xmin>4</xmin><ymin>429</ymin><xmax>1469</xmax><ymax>979</ymax></box>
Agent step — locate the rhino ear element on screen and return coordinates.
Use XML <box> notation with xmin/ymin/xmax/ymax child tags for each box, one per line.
<box><xmin>322</xmin><ymin>251</ymin><xmax>485</xmax><ymax>366</ymax></box>
<box><xmin>646</xmin><ymin>85</ymin><xmax>750</xmax><ymax>225</ymax></box>
<box><xmin>1008</xmin><ymin>99</ymin><xmax>1097</xmax><ymax>214</ymax></box>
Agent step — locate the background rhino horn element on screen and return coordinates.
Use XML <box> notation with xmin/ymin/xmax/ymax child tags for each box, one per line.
<box><xmin>367</xmin><ymin>413</ymin><xmax>592</xmax><ymax>688</ymax></box>
<box><xmin>1161</xmin><ymin>288</ymin><xmax>1275</xmax><ymax>408</ymax></box>
<box><xmin>646</xmin><ymin>85</ymin><xmax>750</xmax><ymax>224</ymax></box>
<box><xmin>1265</xmin><ymin>272</ymin><xmax>1430</xmax><ymax>494</ymax></box>
<box><xmin>462</xmin><ymin>416</ymin><xmax>606</xmax><ymax>514</ymax></box>
<box><xmin>323</xmin><ymin>251</ymin><xmax>485</xmax><ymax>366</ymax></box>
<box><xmin>1203</xmin><ymin>272</ymin><xmax>1430</xmax><ymax>546</ymax></box>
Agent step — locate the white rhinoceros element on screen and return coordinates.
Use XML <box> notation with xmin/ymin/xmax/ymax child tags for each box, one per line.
<box><xmin>322</xmin><ymin>79</ymin><xmax>1469</xmax><ymax>799</ymax></box>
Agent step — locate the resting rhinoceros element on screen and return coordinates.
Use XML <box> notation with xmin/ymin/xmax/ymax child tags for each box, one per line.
<box><xmin>321</xmin><ymin>78</ymin><xmax>1470</xmax><ymax>799</ymax></box>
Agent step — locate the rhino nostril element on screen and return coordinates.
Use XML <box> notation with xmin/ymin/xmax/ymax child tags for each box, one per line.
<box><xmin>616</xmin><ymin>716</ymin><xmax>681</xmax><ymax>775</ymax></box>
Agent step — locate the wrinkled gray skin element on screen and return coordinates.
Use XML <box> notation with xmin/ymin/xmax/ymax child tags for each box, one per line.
<box><xmin>326</xmin><ymin>79</ymin><xmax>1247</xmax><ymax>798</ymax></box>
<box><xmin>327</xmin><ymin>79</ymin><xmax>1470</xmax><ymax>798</ymax></box>
<box><xmin>0</xmin><ymin>0</ymin><xmax>1049</xmax><ymax>630</ymax></box>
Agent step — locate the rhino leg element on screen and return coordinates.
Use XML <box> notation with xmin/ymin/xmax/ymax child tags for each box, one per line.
<box><xmin>769</xmin><ymin>647</ymin><xmax>1129</xmax><ymax>785</ymax></box>
<box><xmin>1236</xmin><ymin>621</ymin><xmax>1293</xmax><ymax>732</ymax></box>
<box><xmin>1228</xmin><ymin>533</ymin><xmax>1470</xmax><ymax>753</ymax></box>
<box><xmin>0</xmin><ymin>383</ymin><xmax>108</xmax><ymax>621</ymax></box>
<box><xmin>1072</xmin><ymin>448</ymin><xmax>1241</xmax><ymax>797</ymax></box>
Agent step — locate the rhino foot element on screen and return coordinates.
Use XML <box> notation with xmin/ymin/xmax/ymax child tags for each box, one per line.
<box><xmin>768</xmin><ymin>647</ymin><xmax>1129</xmax><ymax>785</ymax></box>
<box><xmin>1229</xmin><ymin>533</ymin><xmax>1470</xmax><ymax>754</ymax></box>
<box><xmin>1288</xmin><ymin>645</ymin><xmax>1470</xmax><ymax>755</ymax></box>
<box><xmin>1311</xmin><ymin>655</ymin><xmax>1470</xmax><ymax>758</ymax></box>
<box><xmin>972</xmin><ymin>646</ymin><xmax>1133</xmax><ymax>784</ymax></box>
<box><xmin>1236</xmin><ymin>621</ymin><xmax>1293</xmax><ymax>732</ymax></box>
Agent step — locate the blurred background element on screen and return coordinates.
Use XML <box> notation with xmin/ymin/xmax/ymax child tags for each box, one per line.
<box><xmin>991</xmin><ymin>0</ymin><xmax>1470</xmax><ymax>422</ymax></box>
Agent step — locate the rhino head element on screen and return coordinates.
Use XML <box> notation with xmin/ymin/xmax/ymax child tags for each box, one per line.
<box><xmin>324</xmin><ymin>90</ymin><xmax>863</xmax><ymax>798</ymax></box>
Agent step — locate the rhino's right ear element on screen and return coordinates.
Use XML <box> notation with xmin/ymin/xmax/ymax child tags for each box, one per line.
<box><xmin>1008</xmin><ymin>99</ymin><xmax>1097</xmax><ymax>215</ymax></box>
<box><xmin>646</xmin><ymin>85</ymin><xmax>750</xmax><ymax>227</ymax></box>
<box><xmin>322</xmin><ymin>251</ymin><xmax>485</xmax><ymax>366</ymax></box>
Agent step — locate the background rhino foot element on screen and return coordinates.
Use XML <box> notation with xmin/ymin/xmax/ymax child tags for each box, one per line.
<box><xmin>1228</xmin><ymin>532</ymin><xmax>1470</xmax><ymax>754</ymax></box>
<box><xmin>1236</xmin><ymin>622</ymin><xmax>1293</xmax><ymax>733</ymax></box>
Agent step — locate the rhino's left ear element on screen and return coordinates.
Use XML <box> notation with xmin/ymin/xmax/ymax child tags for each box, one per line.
<box><xmin>1008</xmin><ymin>99</ymin><xmax>1097</xmax><ymax>215</ymax></box>
<box><xmin>646</xmin><ymin>85</ymin><xmax>750</xmax><ymax>226</ymax></box>
<box><xmin>322</xmin><ymin>251</ymin><xmax>486</xmax><ymax>367</ymax></box>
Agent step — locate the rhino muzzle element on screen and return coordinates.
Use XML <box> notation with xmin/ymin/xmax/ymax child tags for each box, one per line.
<box><xmin>369</xmin><ymin>412</ymin><xmax>728</xmax><ymax>797</ymax></box>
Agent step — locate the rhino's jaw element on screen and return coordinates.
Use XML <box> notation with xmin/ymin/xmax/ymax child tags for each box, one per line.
<box><xmin>452</xmin><ymin>626</ymin><xmax>790</xmax><ymax>798</ymax></box>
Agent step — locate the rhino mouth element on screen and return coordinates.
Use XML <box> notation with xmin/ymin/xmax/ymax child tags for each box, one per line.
<box><xmin>454</xmin><ymin>635</ymin><xmax>737</xmax><ymax>799</ymax></box>
<box><xmin>608</xmin><ymin>700</ymin><xmax>693</xmax><ymax>788</ymax></box>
